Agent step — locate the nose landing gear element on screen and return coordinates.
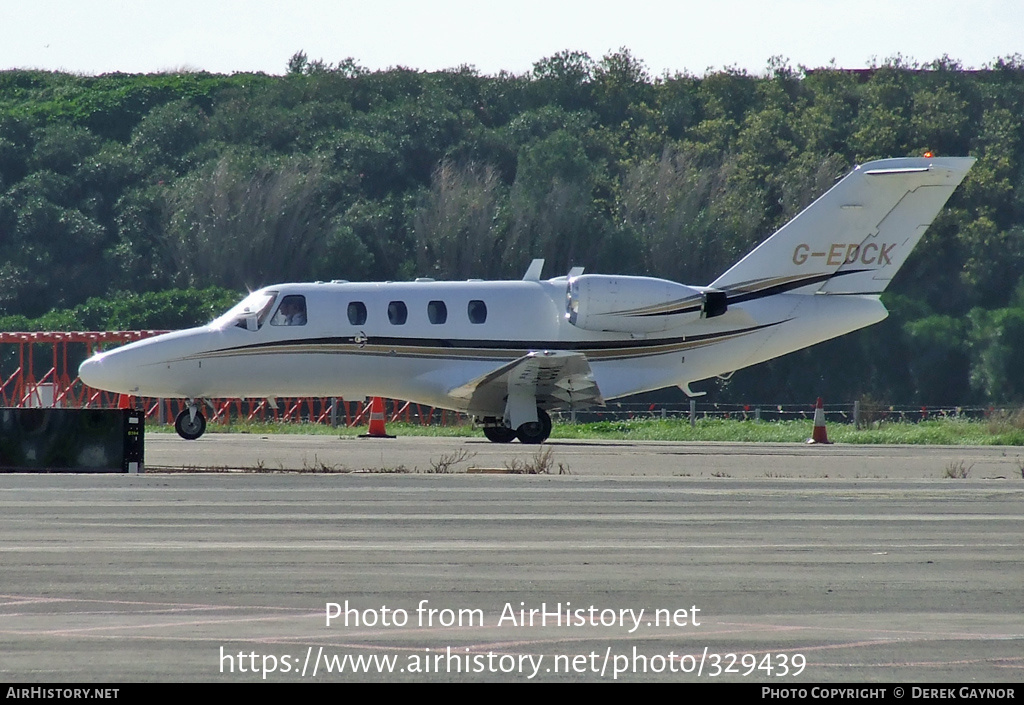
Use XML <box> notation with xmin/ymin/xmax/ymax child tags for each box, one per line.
<box><xmin>174</xmin><ymin>403</ymin><xmax>207</xmax><ymax>440</ymax></box>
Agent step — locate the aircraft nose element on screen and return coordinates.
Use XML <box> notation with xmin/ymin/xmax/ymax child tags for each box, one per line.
<box><xmin>79</xmin><ymin>353</ymin><xmax>129</xmax><ymax>394</ymax></box>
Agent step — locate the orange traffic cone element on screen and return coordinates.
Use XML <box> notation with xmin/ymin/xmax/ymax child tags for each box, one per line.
<box><xmin>806</xmin><ymin>397</ymin><xmax>832</xmax><ymax>444</ymax></box>
<box><xmin>359</xmin><ymin>397</ymin><xmax>396</xmax><ymax>438</ymax></box>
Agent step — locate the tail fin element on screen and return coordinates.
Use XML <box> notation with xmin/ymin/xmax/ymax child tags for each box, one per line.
<box><xmin>710</xmin><ymin>156</ymin><xmax>975</xmax><ymax>296</ymax></box>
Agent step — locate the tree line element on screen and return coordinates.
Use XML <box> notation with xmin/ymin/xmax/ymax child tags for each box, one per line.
<box><xmin>2</xmin><ymin>50</ymin><xmax>1024</xmax><ymax>404</ymax></box>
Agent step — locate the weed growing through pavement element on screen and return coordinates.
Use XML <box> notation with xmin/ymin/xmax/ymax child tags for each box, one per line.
<box><xmin>942</xmin><ymin>460</ymin><xmax>973</xmax><ymax>479</ymax></box>
<box><xmin>425</xmin><ymin>449</ymin><xmax>477</xmax><ymax>474</ymax></box>
<box><xmin>504</xmin><ymin>446</ymin><xmax>571</xmax><ymax>474</ymax></box>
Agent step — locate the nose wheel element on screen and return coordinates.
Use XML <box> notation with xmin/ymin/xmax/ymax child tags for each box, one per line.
<box><xmin>175</xmin><ymin>407</ymin><xmax>207</xmax><ymax>440</ymax></box>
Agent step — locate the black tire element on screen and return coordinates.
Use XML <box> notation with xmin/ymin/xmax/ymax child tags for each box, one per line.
<box><xmin>516</xmin><ymin>409</ymin><xmax>551</xmax><ymax>444</ymax></box>
<box><xmin>537</xmin><ymin>408</ymin><xmax>552</xmax><ymax>440</ymax></box>
<box><xmin>483</xmin><ymin>425</ymin><xmax>517</xmax><ymax>443</ymax></box>
<box><xmin>175</xmin><ymin>408</ymin><xmax>206</xmax><ymax>440</ymax></box>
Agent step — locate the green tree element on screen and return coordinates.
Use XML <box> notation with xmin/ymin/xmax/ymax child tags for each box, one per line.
<box><xmin>0</xmin><ymin>171</ymin><xmax>109</xmax><ymax>316</ymax></box>
<box><xmin>129</xmin><ymin>99</ymin><xmax>210</xmax><ymax>176</ymax></box>
<box><xmin>617</xmin><ymin>147</ymin><xmax>763</xmax><ymax>282</ymax></box>
<box><xmin>29</xmin><ymin>123</ymin><xmax>101</xmax><ymax>174</ymax></box>
<box><xmin>592</xmin><ymin>48</ymin><xmax>653</xmax><ymax>126</ymax></box>
<box><xmin>413</xmin><ymin>160</ymin><xmax>505</xmax><ymax>279</ymax></box>
<box><xmin>160</xmin><ymin>153</ymin><xmax>334</xmax><ymax>290</ymax></box>
<box><xmin>903</xmin><ymin>315</ymin><xmax>971</xmax><ymax>402</ymax></box>
<box><xmin>505</xmin><ymin>130</ymin><xmax>603</xmax><ymax>274</ymax></box>
<box><xmin>849</xmin><ymin>68</ymin><xmax>913</xmax><ymax>160</ymax></box>
<box><xmin>529</xmin><ymin>50</ymin><xmax>594</xmax><ymax>112</ymax></box>
<box><xmin>968</xmin><ymin>307</ymin><xmax>1024</xmax><ymax>402</ymax></box>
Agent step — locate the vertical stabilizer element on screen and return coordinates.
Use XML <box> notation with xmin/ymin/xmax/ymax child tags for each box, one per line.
<box><xmin>710</xmin><ymin>157</ymin><xmax>975</xmax><ymax>296</ymax></box>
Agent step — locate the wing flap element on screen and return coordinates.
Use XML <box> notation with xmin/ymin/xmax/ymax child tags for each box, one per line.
<box><xmin>448</xmin><ymin>350</ymin><xmax>603</xmax><ymax>415</ymax></box>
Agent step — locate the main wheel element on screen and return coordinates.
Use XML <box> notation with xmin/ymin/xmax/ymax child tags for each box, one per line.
<box><xmin>483</xmin><ymin>425</ymin><xmax>517</xmax><ymax>443</ymax></box>
<box><xmin>516</xmin><ymin>408</ymin><xmax>551</xmax><ymax>444</ymax></box>
<box><xmin>537</xmin><ymin>408</ymin><xmax>552</xmax><ymax>439</ymax></box>
<box><xmin>175</xmin><ymin>408</ymin><xmax>207</xmax><ymax>440</ymax></box>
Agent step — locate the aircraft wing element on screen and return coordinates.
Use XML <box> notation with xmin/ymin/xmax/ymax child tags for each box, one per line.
<box><xmin>448</xmin><ymin>350</ymin><xmax>604</xmax><ymax>414</ymax></box>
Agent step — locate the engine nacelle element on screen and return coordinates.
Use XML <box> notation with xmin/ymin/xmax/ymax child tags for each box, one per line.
<box><xmin>566</xmin><ymin>275</ymin><xmax>726</xmax><ymax>333</ymax></box>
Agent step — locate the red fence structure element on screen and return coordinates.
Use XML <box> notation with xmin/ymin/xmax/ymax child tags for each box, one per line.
<box><xmin>0</xmin><ymin>331</ymin><xmax>168</xmax><ymax>410</ymax></box>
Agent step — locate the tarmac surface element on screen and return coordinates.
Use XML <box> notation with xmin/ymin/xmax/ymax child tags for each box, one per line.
<box><xmin>150</xmin><ymin>432</ymin><xmax>1024</xmax><ymax>479</ymax></box>
<box><xmin>1</xmin><ymin>434</ymin><xmax>1022</xmax><ymax>682</ymax></box>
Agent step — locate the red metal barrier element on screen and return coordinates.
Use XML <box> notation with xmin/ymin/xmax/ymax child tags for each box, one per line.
<box><xmin>0</xmin><ymin>331</ymin><xmax>169</xmax><ymax>409</ymax></box>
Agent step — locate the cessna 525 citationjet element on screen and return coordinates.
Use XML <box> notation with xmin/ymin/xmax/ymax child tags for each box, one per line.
<box><xmin>79</xmin><ymin>156</ymin><xmax>974</xmax><ymax>442</ymax></box>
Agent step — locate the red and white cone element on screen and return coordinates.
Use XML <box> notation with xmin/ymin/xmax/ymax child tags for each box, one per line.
<box><xmin>117</xmin><ymin>394</ymin><xmax>133</xmax><ymax>409</ymax></box>
<box><xmin>806</xmin><ymin>397</ymin><xmax>832</xmax><ymax>444</ymax></box>
<box><xmin>359</xmin><ymin>396</ymin><xmax>396</xmax><ymax>438</ymax></box>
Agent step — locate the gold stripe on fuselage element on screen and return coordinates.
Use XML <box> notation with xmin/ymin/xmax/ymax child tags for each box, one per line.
<box><xmin>179</xmin><ymin>324</ymin><xmax>776</xmax><ymax>365</ymax></box>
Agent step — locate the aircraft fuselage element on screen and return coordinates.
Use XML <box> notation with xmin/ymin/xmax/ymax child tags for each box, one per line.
<box><xmin>78</xmin><ymin>277</ymin><xmax>886</xmax><ymax>414</ymax></box>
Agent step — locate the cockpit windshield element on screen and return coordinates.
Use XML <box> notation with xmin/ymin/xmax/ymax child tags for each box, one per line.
<box><xmin>211</xmin><ymin>290</ymin><xmax>279</xmax><ymax>330</ymax></box>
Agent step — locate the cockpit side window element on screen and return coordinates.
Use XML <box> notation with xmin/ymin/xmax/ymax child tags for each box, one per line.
<box><xmin>348</xmin><ymin>301</ymin><xmax>367</xmax><ymax>326</ymax></box>
<box><xmin>270</xmin><ymin>295</ymin><xmax>308</xmax><ymax>326</ymax></box>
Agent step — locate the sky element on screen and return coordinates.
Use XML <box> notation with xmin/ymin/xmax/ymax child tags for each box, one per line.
<box><xmin>1</xmin><ymin>0</ymin><xmax>1022</xmax><ymax>77</ymax></box>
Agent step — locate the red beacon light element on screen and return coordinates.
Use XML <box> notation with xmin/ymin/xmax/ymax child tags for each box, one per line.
<box><xmin>923</xmin><ymin>151</ymin><xmax>934</xmax><ymax>158</ymax></box>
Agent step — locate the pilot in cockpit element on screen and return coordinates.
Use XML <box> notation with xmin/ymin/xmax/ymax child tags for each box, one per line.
<box><xmin>274</xmin><ymin>295</ymin><xmax>307</xmax><ymax>326</ymax></box>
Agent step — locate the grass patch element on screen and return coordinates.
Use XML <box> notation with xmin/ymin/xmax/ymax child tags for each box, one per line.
<box><xmin>551</xmin><ymin>417</ymin><xmax>1024</xmax><ymax>444</ymax></box>
<box><xmin>551</xmin><ymin>418</ymin><xmax>806</xmax><ymax>442</ymax></box>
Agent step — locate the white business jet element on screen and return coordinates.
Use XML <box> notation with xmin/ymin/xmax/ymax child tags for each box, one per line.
<box><xmin>79</xmin><ymin>156</ymin><xmax>974</xmax><ymax>442</ymax></box>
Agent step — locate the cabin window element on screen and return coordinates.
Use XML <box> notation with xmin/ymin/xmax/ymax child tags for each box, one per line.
<box><xmin>427</xmin><ymin>300</ymin><xmax>447</xmax><ymax>324</ymax></box>
<box><xmin>468</xmin><ymin>300</ymin><xmax>487</xmax><ymax>324</ymax></box>
<box><xmin>388</xmin><ymin>301</ymin><xmax>408</xmax><ymax>325</ymax></box>
<box><xmin>270</xmin><ymin>295</ymin><xmax>307</xmax><ymax>326</ymax></box>
<box><xmin>348</xmin><ymin>301</ymin><xmax>367</xmax><ymax>326</ymax></box>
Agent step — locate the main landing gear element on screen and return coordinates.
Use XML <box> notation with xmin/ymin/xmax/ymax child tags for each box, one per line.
<box><xmin>175</xmin><ymin>403</ymin><xmax>207</xmax><ymax>440</ymax></box>
<box><xmin>482</xmin><ymin>409</ymin><xmax>552</xmax><ymax>444</ymax></box>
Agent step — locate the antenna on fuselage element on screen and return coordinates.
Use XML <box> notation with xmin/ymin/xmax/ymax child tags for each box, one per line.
<box><xmin>522</xmin><ymin>259</ymin><xmax>545</xmax><ymax>281</ymax></box>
